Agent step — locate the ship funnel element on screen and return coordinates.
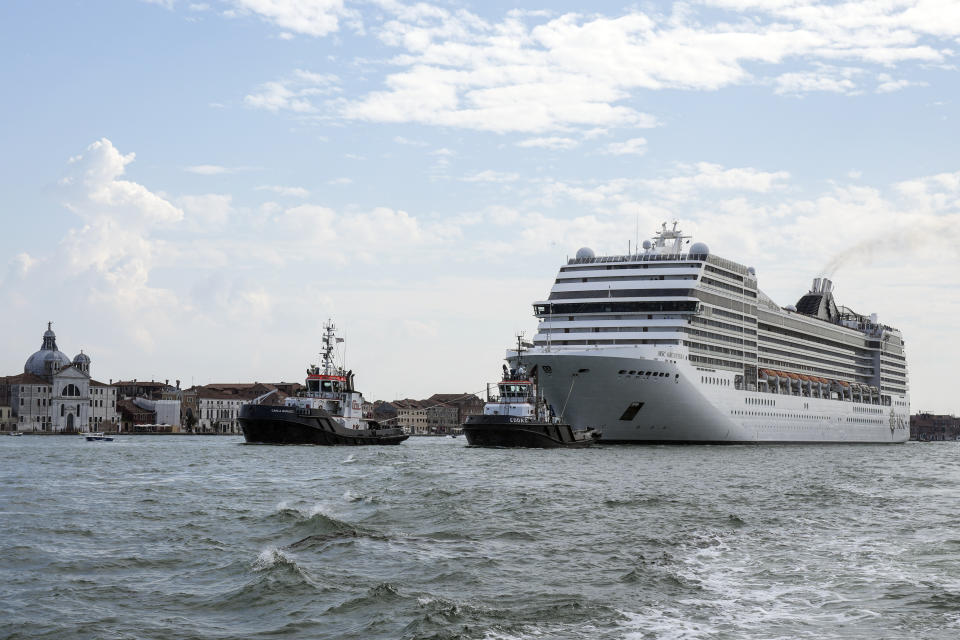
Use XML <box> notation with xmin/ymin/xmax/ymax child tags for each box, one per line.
<box><xmin>822</xmin><ymin>278</ymin><xmax>833</xmax><ymax>293</ymax></box>
<box><xmin>812</xmin><ymin>277</ymin><xmax>822</xmax><ymax>293</ymax></box>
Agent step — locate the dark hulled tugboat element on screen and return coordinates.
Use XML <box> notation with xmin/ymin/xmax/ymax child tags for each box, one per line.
<box><xmin>239</xmin><ymin>321</ymin><xmax>408</xmax><ymax>445</ymax></box>
<box><xmin>462</xmin><ymin>338</ymin><xmax>599</xmax><ymax>448</ymax></box>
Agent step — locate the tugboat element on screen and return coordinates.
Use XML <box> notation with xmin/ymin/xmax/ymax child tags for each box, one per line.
<box><xmin>462</xmin><ymin>338</ymin><xmax>599</xmax><ymax>448</ymax></box>
<box><xmin>239</xmin><ymin>321</ymin><xmax>408</xmax><ymax>445</ymax></box>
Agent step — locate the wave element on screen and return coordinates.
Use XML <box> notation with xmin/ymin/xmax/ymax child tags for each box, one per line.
<box><xmin>602</xmin><ymin>495</ymin><xmax>666</xmax><ymax>508</ymax></box>
<box><xmin>342</xmin><ymin>490</ymin><xmax>380</xmax><ymax>504</ymax></box>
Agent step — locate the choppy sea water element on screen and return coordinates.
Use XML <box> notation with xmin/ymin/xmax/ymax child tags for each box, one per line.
<box><xmin>2</xmin><ymin>436</ymin><xmax>960</xmax><ymax>639</ymax></box>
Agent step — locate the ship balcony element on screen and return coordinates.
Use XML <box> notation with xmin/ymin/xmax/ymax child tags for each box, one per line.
<box><xmin>538</xmin><ymin>318</ymin><xmax>689</xmax><ymax>330</ymax></box>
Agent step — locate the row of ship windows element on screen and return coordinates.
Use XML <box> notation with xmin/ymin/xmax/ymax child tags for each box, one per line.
<box><xmin>702</xmin><ymin>376</ymin><xmax>731</xmax><ymax>387</ymax></box>
<box><xmin>761</xmin><ymin>334</ymin><xmax>908</xmax><ymax>372</ymax></box>
<box><xmin>535</xmin><ymin>301</ymin><xmax>699</xmax><ymax>315</ymax></box>
<box><xmin>687</xmin><ymin>328</ymin><xmax>757</xmax><ymax>348</ymax></box>
<box><xmin>760</xmin><ymin>345</ymin><xmax>862</xmax><ymax>371</ymax></box>
<box><xmin>534</xmin><ymin>339</ymin><xmax>683</xmax><ymax>346</ymax></box>
<box><xmin>618</xmin><ymin>370</ymin><xmax>675</xmax><ymax>379</ymax></box>
<box><xmin>701</xmin><ymin>276</ymin><xmax>759</xmax><ymax>298</ymax></box>
<box><xmin>685</xmin><ymin>340</ymin><xmax>752</xmax><ymax>359</ymax></box>
<box><xmin>761</xmin><ymin>333</ymin><xmax>862</xmax><ymax>360</ymax></box>
<box><xmin>560</xmin><ymin>262</ymin><xmax>701</xmax><ymax>272</ymax></box>
<box><xmin>758</xmin><ymin>321</ymin><xmax>884</xmax><ymax>354</ymax></box>
<box><xmin>540</xmin><ymin>326</ymin><xmax>681</xmax><ymax>334</ymax></box>
<box><xmin>854</xmin><ymin>406</ymin><xmax>884</xmax><ymax>414</ymax></box>
<box><xmin>704</xmin><ymin>264</ymin><xmax>746</xmax><ymax>283</ymax></box>
<box><xmin>696</xmin><ymin>290</ymin><xmax>759</xmax><ymax>318</ymax></box>
<box><xmin>555</xmin><ymin>275</ymin><xmax>698</xmax><ymax>284</ymax></box>
<box><xmin>710</xmin><ymin>307</ymin><xmax>757</xmax><ymax>324</ymax></box>
<box><xmin>732</xmin><ymin>410</ymin><xmax>830</xmax><ymax>420</ymax></box>
<box><xmin>690</xmin><ymin>316</ymin><xmax>758</xmax><ymax>336</ymax></box>
<box><xmin>547</xmin><ymin>288</ymin><xmax>693</xmax><ymax>300</ymax></box>
<box><xmin>689</xmin><ymin>354</ymin><xmax>745</xmax><ymax>370</ymax></box>
<box><xmin>728</xmin><ymin>412</ymin><xmax>887</xmax><ymax>427</ymax></box>
<box><xmin>746</xmin><ymin>397</ymin><xmax>775</xmax><ymax>406</ymax></box>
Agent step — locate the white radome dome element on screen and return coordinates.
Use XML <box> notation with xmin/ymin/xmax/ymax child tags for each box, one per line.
<box><xmin>575</xmin><ymin>247</ymin><xmax>595</xmax><ymax>260</ymax></box>
<box><xmin>690</xmin><ymin>242</ymin><xmax>710</xmax><ymax>255</ymax></box>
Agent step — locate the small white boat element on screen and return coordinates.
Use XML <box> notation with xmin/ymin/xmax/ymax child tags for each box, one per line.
<box><xmin>7</xmin><ymin>432</ymin><xmax>23</xmax><ymax>437</ymax></box>
<box><xmin>84</xmin><ymin>432</ymin><xmax>114</xmax><ymax>442</ymax></box>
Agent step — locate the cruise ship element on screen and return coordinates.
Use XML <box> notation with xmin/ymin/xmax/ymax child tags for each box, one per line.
<box><xmin>510</xmin><ymin>222</ymin><xmax>910</xmax><ymax>443</ymax></box>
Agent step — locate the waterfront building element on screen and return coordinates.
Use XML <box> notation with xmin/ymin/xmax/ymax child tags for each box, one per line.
<box><xmin>117</xmin><ymin>398</ymin><xmax>156</xmax><ymax>431</ymax></box>
<box><xmin>910</xmin><ymin>412</ymin><xmax>960</xmax><ymax>441</ymax></box>
<box><xmin>0</xmin><ymin>405</ymin><xmax>13</xmax><ymax>431</ymax></box>
<box><xmin>114</xmin><ymin>379</ymin><xmax>177</xmax><ymax>401</ymax></box>
<box><xmin>373</xmin><ymin>395</ymin><xmax>483</xmax><ymax>434</ymax></box>
<box><xmin>192</xmin><ymin>382</ymin><xmax>288</xmax><ymax>434</ymax></box>
<box><xmin>0</xmin><ymin>323</ymin><xmax>118</xmax><ymax>432</ymax></box>
<box><xmin>427</xmin><ymin>393</ymin><xmax>484</xmax><ymax>432</ymax></box>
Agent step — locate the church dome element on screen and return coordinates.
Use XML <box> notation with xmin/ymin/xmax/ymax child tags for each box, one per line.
<box><xmin>24</xmin><ymin>349</ymin><xmax>71</xmax><ymax>377</ymax></box>
<box><xmin>24</xmin><ymin>322</ymin><xmax>72</xmax><ymax>377</ymax></box>
<box><xmin>73</xmin><ymin>352</ymin><xmax>90</xmax><ymax>365</ymax></box>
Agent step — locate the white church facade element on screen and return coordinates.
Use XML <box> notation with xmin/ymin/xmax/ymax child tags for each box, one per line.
<box><xmin>0</xmin><ymin>323</ymin><xmax>119</xmax><ymax>433</ymax></box>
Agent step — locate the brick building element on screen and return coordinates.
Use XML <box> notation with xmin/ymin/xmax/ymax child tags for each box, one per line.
<box><xmin>910</xmin><ymin>412</ymin><xmax>960</xmax><ymax>441</ymax></box>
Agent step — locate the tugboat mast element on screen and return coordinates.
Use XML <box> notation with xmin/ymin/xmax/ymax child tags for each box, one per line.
<box><xmin>321</xmin><ymin>319</ymin><xmax>340</xmax><ymax>376</ymax></box>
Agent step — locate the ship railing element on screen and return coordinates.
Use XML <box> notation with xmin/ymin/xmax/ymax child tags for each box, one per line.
<box><xmin>568</xmin><ymin>253</ymin><xmax>709</xmax><ymax>265</ymax></box>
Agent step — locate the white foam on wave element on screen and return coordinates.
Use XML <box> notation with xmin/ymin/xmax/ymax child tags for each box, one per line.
<box><xmin>307</xmin><ymin>502</ymin><xmax>336</xmax><ymax>518</ymax></box>
<box><xmin>342</xmin><ymin>490</ymin><xmax>376</xmax><ymax>504</ymax></box>
<box><xmin>253</xmin><ymin>546</ymin><xmax>291</xmax><ymax>571</ymax></box>
<box><xmin>342</xmin><ymin>454</ymin><xmax>357</xmax><ymax>464</ymax></box>
<box><xmin>617</xmin><ymin>608</ymin><xmax>715</xmax><ymax>640</ymax></box>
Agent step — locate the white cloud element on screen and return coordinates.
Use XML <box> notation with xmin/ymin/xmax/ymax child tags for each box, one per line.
<box><xmin>517</xmin><ymin>137</ymin><xmax>578</xmax><ymax>150</ymax></box>
<box><xmin>256</xmin><ymin>184</ymin><xmax>310</xmax><ymax>197</ymax></box>
<box><xmin>604</xmin><ymin>137</ymin><xmax>647</xmax><ymax>155</ymax></box>
<box><xmin>185</xmin><ymin>164</ymin><xmax>236</xmax><ymax>175</ymax></box>
<box><xmin>875</xmin><ymin>73</ymin><xmax>926</xmax><ymax>94</ymax></box>
<box><xmin>180</xmin><ymin>193</ymin><xmax>235</xmax><ymax>226</ymax></box>
<box><xmin>325</xmin><ymin>2</ymin><xmax>957</xmax><ymax>134</ymax></box>
<box><xmin>462</xmin><ymin>170</ymin><xmax>520</xmax><ymax>183</ymax></box>
<box><xmin>244</xmin><ymin>69</ymin><xmax>339</xmax><ymax>113</ymax></box>
<box><xmin>226</xmin><ymin>0</ymin><xmax>352</xmax><ymax>38</ymax></box>
<box><xmin>11</xmin><ymin>252</ymin><xmax>38</xmax><ymax>277</ymax></box>
<box><xmin>393</xmin><ymin>136</ymin><xmax>429</xmax><ymax>146</ymax></box>
<box><xmin>56</xmin><ymin>139</ymin><xmax>184</xmax><ymax>317</ymax></box>
<box><xmin>774</xmin><ymin>66</ymin><xmax>862</xmax><ymax>95</ymax></box>
<box><xmin>64</xmin><ymin>138</ymin><xmax>183</xmax><ymax>225</ymax></box>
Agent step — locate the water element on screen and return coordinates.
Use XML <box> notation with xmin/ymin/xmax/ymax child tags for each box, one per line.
<box><xmin>2</xmin><ymin>436</ymin><xmax>959</xmax><ymax>639</ymax></box>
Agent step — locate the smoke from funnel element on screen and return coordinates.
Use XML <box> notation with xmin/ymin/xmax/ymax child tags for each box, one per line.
<box><xmin>820</xmin><ymin>216</ymin><xmax>959</xmax><ymax>278</ymax></box>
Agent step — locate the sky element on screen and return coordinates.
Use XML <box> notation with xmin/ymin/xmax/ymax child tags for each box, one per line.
<box><xmin>1</xmin><ymin>0</ymin><xmax>958</xmax><ymax>412</ymax></box>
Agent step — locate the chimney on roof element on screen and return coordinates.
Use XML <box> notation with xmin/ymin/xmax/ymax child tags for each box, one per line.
<box><xmin>176</xmin><ymin>379</ymin><xmax>180</xmax><ymax>389</ymax></box>
<box><xmin>165</xmin><ymin>379</ymin><xmax>169</xmax><ymax>386</ymax></box>
<box><xmin>109</xmin><ymin>379</ymin><xmax>112</xmax><ymax>385</ymax></box>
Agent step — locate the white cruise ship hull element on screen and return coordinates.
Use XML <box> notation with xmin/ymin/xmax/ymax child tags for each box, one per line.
<box><xmin>519</xmin><ymin>346</ymin><xmax>910</xmax><ymax>444</ymax></box>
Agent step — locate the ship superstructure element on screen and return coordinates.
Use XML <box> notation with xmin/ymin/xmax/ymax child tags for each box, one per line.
<box><xmin>462</xmin><ymin>338</ymin><xmax>598</xmax><ymax>447</ymax></box>
<box><xmin>512</xmin><ymin>222</ymin><xmax>910</xmax><ymax>443</ymax></box>
<box><xmin>239</xmin><ymin>320</ymin><xmax>407</xmax><ymax>445</ymax></box>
